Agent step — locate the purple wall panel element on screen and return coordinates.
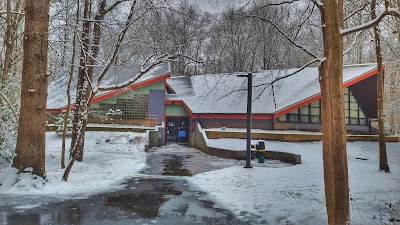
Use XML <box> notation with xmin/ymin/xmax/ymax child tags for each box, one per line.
<box><xmin>148</xmin><ymin>89</ymin><xmax>165</xmax><ymax>124</ymax></box>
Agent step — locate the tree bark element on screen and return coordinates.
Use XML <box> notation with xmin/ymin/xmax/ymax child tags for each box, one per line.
<box><xmin>319</xmin><ymin>0</ymin><xmax>349</xmax><ymax>224</ymax></box>
<box><xmin>70</xmin><ymin>0</ymin><xmax>91</xmax><ymax>162</ymax></box>
<box><xmin>61</xmin><ymin>0</ymin><xmax>80</xmax><ymax>169</ymax></box>
<box><xmin>372</xmin><ymin>0</ymin><xmax>390</xmax><ymax>172</ymax></box>
<box><xmin>1</xmin><ymin>0</ymin><xmax>12</xmax><ymax>84</ymax></box>
<box><xmin>1</xmin><ymin>0</ymin><xmax>24</xmax><ymax>84</ymax></box>
<box><xmin>13</xmin><ymin>0</ymin><xmax>51</xmax><ymax>178</ymax></box>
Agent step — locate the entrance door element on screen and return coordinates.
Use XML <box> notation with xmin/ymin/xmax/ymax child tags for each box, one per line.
<box><xmin>166</xmin><ymin>117</ymin><xmax>189</xmax><ymax>143</ymax></box>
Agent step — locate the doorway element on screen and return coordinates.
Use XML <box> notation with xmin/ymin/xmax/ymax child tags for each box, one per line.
<box><xmin>166</xmin><ymin>117</ymin><xmax>189</xmax><ymax>143</ymax></box>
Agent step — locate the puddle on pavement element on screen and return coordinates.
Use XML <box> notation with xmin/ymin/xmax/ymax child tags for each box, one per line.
<box><xmin>161</xmin><ymin>155</ymin><xmax>192</xmax><ymax>176</ymax></box>
<box><xmin>142</xmin><ymin>153</ymin><xmax>194</xmax><ymax>176</ymax></box>
<box><xmin>105</xmin><ymin>178</ymin><xmax>183</xmax><ymax>218</ymax></box>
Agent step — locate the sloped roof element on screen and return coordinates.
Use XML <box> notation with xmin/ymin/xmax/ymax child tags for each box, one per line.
<box><xmin>166</xmin><ymin>64</ymin><xmax>378</xmax><ymax>115</ymax></box>
<box><xmin>47</xmin><ymin>63</ymin><xmax>170</xmax><ymax>109</ymax></box>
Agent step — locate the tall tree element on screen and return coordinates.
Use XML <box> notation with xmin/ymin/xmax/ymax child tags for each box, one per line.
<box><xmin>317</xmin><ymin>0</ymin><xmax>349</xmax><ymax>224</ymax></box>
<box><xmin>372</xmin><ymin>0</ymin><xmax>390</xmax><ymax>172</ymax></box>
<box><xmin>12</xmin><ymin>0</ymin><xmax>51</xmax><ymax>177</ymax></box>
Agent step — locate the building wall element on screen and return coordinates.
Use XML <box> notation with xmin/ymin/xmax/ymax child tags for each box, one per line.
<box><xmin>198</xmin><ymin>118</ymin><xmax>273</xmax><ymax>130</ymax></box>
<box><xmin>148</xmin><ymin>89</ymin><xmax>165</xmax><ymax>124</ymax></box>
<box><xmin>91</xmin><ymin>81</ymin><xmax>165</xmax><ymax>108</ymax></box>
<box><xmin>89</xmin><ymin>81</ymin><xmax>165</xmax><ymax>124</ymax></box>
<box><xmin>165</xmin><ymin>105</ymin><xmax>190</xmax><ymax>117</ymax></box>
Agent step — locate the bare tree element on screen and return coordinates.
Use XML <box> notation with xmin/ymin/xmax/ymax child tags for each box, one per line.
<box><xmin>372</xmin><ymin>0</ymin><xmax>390</xmax><ymax>172</ymax></box>
<box><xmin>12</xmin><ymin>0</ymin><xmax>50</xmax><ymax>177</ymax></box>
<box><xmin>64</xmin><ymin>0</ymin><xmax>138</xmax><ymax>181</ymax></box>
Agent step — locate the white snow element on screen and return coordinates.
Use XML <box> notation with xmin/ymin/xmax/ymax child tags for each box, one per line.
<box><xmin>0</xmin><ymin>132</ymin><xmax>147</xmax><ymax>198</ymax></box>
<box><xmin>166</xmin><ymin>64</ymin><xmax>377</xmax><ymax>114</ymax></box>
<box><xmin>0</xmin><ymin>131</ymin><xmax>399</xmax><ymax>224</ymax></box>
<box><xmin>188</xmin><ymin>139</ymin><xmax>400</xmax><ymax>224</ymax></box>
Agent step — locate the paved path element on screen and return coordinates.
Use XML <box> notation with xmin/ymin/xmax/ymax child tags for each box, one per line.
<box><xmin>0</xmin><ymin>144</ymin><xmax>248</xmax><ymax>225</ymax></box>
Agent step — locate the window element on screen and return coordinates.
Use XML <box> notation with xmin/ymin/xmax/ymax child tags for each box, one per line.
<box><xmin>344</xmin><ymin>88</ymin><xmax>367</xmax><ymax>126</ymax></box>
<box><xmin>277</xmin><ymin>88</ymin><xmax>368</xmax><ymax>126</ymax></box>
<box><xmin>277</xmin><ymin>100</ymin><xmax>321</xmax><ymax>124</ymax></box>
<box><xmin>89</xmin><ymin>93</ymin><xmax>149</xmax><ymax>120</ymax></box>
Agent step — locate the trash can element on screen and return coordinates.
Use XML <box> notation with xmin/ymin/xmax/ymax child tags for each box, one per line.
<box><xmin>255</xmin><ymin>141</ymin><xmax>265</xmax><ymax>163</ymax></box>
<box><xmin>256</xmin><ymin>149</ymin><xmax>265</xmax><ymax>163</ymax></box>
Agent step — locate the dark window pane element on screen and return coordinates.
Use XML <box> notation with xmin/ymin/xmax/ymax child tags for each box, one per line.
<box><xmin>311</xmin><ymin>108</ymin><xmax>320</xmax><ymax>115</ymax></box>
<box><xmin>300</xmin><ymin>115</ymin><xmax>309</xmax><ymax>123</ymax></box>
<box><xmin>359</xmin><ymin>110</ymin><xmax>366</xmax><ymax>118</ymax></box>
<box><xmin>359</xmin><ymin>119</ymin><xmax>367</xmax><ymax>125</ymax></box>
<box><xmin>350</xmin><ymin>95</ymin><xmax>357</xmax><ymax>103</ymax></box>
<box><xmin>350</xmin><ymin>118</ymin><xmax>358</xmax><ymax>125</ymax></box>
<box><xmin>311</xmin><ymin>101</ymin><xmax>320</xmax><ymax>107</ymax></box>
<box><xmin>278</xmin><ymin>115</ymin><xmax>287</xmax><ymax>122</ymax></box>
<box><xmin>300</xmin><ymin>106</ymin><xmax>309</xmax><ymax>115</ymax></box>
<box><xmin>310</xmin><ymin>115</ymin><xmax>320</xmax><ymax>123</ymax></box>
<box><xmin>350</xmin><ymin>103</ymin><xmax>358</xmax><ymax>110</ymax></box>
<box><xmin>350</xmin><ymin>110</ymin><xmax>358</xmax><ymax>118</ymax></box>
<box><xmin>289</xmin><ymin>115</ymin><xmax>298</xmax><ymax>122</ymax></box>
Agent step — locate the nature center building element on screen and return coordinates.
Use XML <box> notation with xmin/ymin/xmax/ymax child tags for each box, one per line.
<box><xmin>47</xmin><ymin>63</ymin><xmax>379</xmax><ymax>146</ymax></box>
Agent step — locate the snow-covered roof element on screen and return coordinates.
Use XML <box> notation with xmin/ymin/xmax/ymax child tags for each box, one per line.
<box><xmin>166</xmin><ymin>64</ymin><xmax>377</xmax><ymax>115</ymax></box>
<box><xmin>47</xmin><ymin>63</ymin><xmax>170</xmax><ymax>109</ymax></box>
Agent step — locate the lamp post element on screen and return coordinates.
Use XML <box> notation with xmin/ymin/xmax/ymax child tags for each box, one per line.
<box><xmin>237</xmin><ymin>73</ymin><xmax>253</xmax><ymax>168</ymax></box>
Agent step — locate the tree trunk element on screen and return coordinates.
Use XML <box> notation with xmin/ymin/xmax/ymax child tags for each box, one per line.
<box><xmin>372</xmin><ymin>0</ymin><xmax>390</xmax><ymax>172</ymax></box>
<box><xmin>61</xmin><ymin>0</ymin><xmax>80</xmax><ymax>169</ymax></box>
<box><xmin>13</xmin><ymin>0</ymin><xmax>51</xmax><ymax>177</ymax></box>
<box><xmin>70</xmin><ymin>0</ymin><xmax>91</xmax><ymax>162</ymax></box>
<box><xmin>319</xmin><ymin>1</ymin><xmax>349</xmax><ymax>224</ymax></box>
<box><xmin>1</xmin><ymin>0</ymin><xmax>24</xmax><ymax>84</ymax></box>
<box><xmin>1</xmin><ymin>0</ymin><xmax>12</xmax><ymax>83</ymax></box>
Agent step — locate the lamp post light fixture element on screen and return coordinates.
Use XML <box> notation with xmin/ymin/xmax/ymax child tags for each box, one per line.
<box><xmin>237</xmin><ymin>73</ymin><xmax>253</xmax><ymax>168</ymax></box>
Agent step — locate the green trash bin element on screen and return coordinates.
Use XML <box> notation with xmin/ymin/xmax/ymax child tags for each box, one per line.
<box><xmin>256</xmin><ymin>149</ymin><xmax>265</xmax><ymax>163</ymax></box>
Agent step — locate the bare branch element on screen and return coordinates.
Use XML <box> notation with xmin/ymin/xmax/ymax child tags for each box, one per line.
<box><xmin>343</xmin><ymin>2</ymin><xmax>369</xmax><ymax>22</ymax></box>
<box><xmin>95</xmin><ymin>0</ymin><xmax>137</xmax><ymax>90</ymax></box>
<box><xmin>104</xmin><ymin>0</ymin><xmax>130</xmax><ymax>13</ymax></box>
<box><xmin>248</xmin><ymin>15</ymin><xmax>321</xmax><ymax>60</ymax></box>
<box><xmin>0</xmin><ymin>91</ymin><xmax>19</xmax><ymax>124</ymax></box>
<box><xmin>217</xmin><ymin>58</ymin><xmax>322</xmax><ymax>101</ymax></box>
<box><xmin>341</xmin><ymin>6</ymin><xmax>400</xmax><ymax>36</ymax></box>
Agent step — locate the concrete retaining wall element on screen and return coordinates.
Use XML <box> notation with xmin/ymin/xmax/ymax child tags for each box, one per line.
<box><xmin>206</xmin><ymin>131</ymin><xmax>400</xmax><ymax>142</ymax></box>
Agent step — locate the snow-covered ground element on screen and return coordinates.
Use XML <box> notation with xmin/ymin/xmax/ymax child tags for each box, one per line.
<box><xmin>0</xmin><ymin>132</ymin><xmax>147</xmax><ymax>198</ymax></box>
<box><xmin>189</xmin><ymin>139</ymin><xmax>400</xmax><ymax>224</ymax></box>
<box><xmin>0</xmin><ymin>132</ymin><xmax>399</xmax><ymax>224</ymax></box>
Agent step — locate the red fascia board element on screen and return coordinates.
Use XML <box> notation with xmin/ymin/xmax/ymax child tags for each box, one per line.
<box><xmin>92</xmin><ymin>74</ymin><xmax>171</xmax><ymax>104</ymax></box>
<box><xmin>195</xmin><ymin>114</ymin><xmax>273</xmax><ymax>120</ymax></box>
<box><xmin>165</xmin><ymin>82</ymin><xmax>176</xmax><ymax>94</ymax></box>
<box><xmin>273</xmin><ymin>68</ymin><xmax>379</xmax><ymax>119</ymax></box>
<box><xmin>274</xmin><ymin>95</ymin><xmax>321</xmax><ymax>119</ymax></box>
<box><xmin>47</xmin><ymin>109</ymin><xmax>64</xmax><ymax>114</ymax></box>
<box><xmin>343</xmin><ymin>68</ymin><xmax>379</xmax><ymax>88</ymax></box>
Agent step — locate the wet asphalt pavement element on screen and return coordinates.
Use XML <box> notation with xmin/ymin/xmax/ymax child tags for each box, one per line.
<box><xmin>0</xmin><ymin>144</ymin><xmax>248</xmax><ymax>225</ymax></box>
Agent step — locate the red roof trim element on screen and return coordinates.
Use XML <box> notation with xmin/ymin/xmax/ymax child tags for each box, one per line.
<box><xmin>196</xmin><ymin>114</ymin><xmax>273</xmax><ymax>120</ymax></box>
<box><xmin>165</xmin><ymin>82</ymin><xmax>176</xmax><ymax>94</ymax></box>
<box><xmin>92</xmin><ymin>74</ymin><xmax>171</xmax><ymax>104</ymax></box>
<box><xmin>343</xmin><ymin>68</ymin><xmax>378</xmax><ymax>88</ymax></box>
<box><xmin>273</xmin><ymin>68</ymin><xmax>379</xmax><ymax>119</ymax></box>
<box><xmin>47</xmin><ymin>109</ymin><xmax>64</xmax><ymax>114</ymax></box>
<box><xmin>274</xmin><ymin>95</ymin><xmax>321</xmax><ymax>119</ymax></box>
